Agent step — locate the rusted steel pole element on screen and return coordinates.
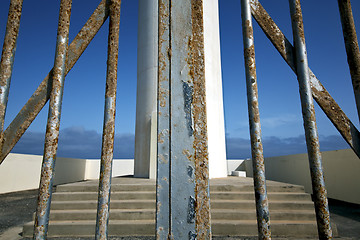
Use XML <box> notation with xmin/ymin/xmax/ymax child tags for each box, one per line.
<box><xmin>156</xmin><ymin>0</ymin><xmax>170</xmax><ymax>238</ymax></box>
<box><xmin>338</xmin><ymin>0</ymin><xmax>360</xmax><ymax>123</ymax></box>
<box><xmin>241</xmin><ymin>0</ymin><xmax>271</xmax><ymax>239</ymax></box>
<box><xmin>95</xmin><ymin>0</ymin><xmax>121</xmax><ymax>239</ymax></box>
<box><xmin>0</xmin><ymin>0</ymin><xmax>23</xmax><ymax>153</ymax></box>
<box><xmin>289</xmin><ymin>0</ymin><xmax>333</xmax><ymax>239</ymax></box>
<box><xmin>249</xmin><ymin>0</ymin><xmax>360</xmax><ymax>159</ymax></box>
<box><xmin>155</xmin><ymin>0</ymin><xmax>211</xmax><ymax>238</ymax></box>
<box><xmin>0</xmin><ymin>0</ymin><xmax>110</xmax><ymax>164</ymax></box>
<box><xmin>33</xmin><ymin>1</ymin><xmax>72</xmax><ymax>239</ymax></box>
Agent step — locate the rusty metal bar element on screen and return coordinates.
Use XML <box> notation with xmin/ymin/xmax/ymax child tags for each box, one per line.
<box><xmin>0</xmin><ymin>0</ymin><xmax>110</xmax><ymax>164</ymax></box>
<box><xmin>155</xmin><ymin>0</ymin><xmax>211</xmax><ymax>238</ymax></box>
<box><xmin>33</xmin><ymin>0</ymin><xmax>72</xmax><ymax>239</ymax></box>
<box><xmin>240</xmin><ymin>0</ymin><xmax>271</xmax><ymax>238</ymax></box>
<box><xmin>156</xmin><ymin>0</ymin><xmax>170</xmax><ymax>238</ymax></box>
<box><xmin>0</xmin><ymin>0</ymin><xmax>23</xmax><ymax>151</ymax></box>
<box><xmin>338</xmin><ymin>0</ymin><xmax>360</xmax><ymax>123</ymax></box>
<box><xmin>249</xmin><ymin>0</ymin><xmax>360</xmax><ymax>159</ymax></box>
<box><xmin>95</xmin><ymin>0</ymin><xmax>121</xmax><ymax>239</ymax></box>
<box><xmin>289</xmin><ymin>0</ymin><xmax>333</xmax><ymax>238</ymax></box>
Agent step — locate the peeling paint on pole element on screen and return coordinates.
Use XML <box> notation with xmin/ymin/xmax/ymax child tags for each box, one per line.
<box><xmin>0</xmin><ymin>0</ymin><xmax>23</xmax><ymax>160</ymax></box>
<box><xmin>156</xmin><ymin>0</ymin><xmax>170</xmax><ymax>238</ymax></box>
<box><xmin>241</xmin><ymin>0</ymin><xmax>271</xmax><ymax>239</ymax></box>
<box><xmin>250</xmin><ymin>0</ymin><xmax>360</xmax><ymax>159</ymax></box>
<box><xmin>156</xmin><ymin>0</ymin><xmax>211</xmax><ymax>238</ymax></box>
<box><xmin>0</xmin><ymin>0</ymin><xmax>110</xmax><ymax>163</ymax></box>
<box><xmin>33</xmin><ymin>1</ymin><xmax>72</xmax><ymax>239</ymax></box>
<box><xmin>289</xmin><ymin>0</ymin><xmax>333</xmax><ymax>238</ymax></box>
<box><xmin>95</xmin><ymin>0</ymin><xmax>121</xmax><ymax>239</ymax></box>
<box><xmin>338</xmin><ymin>0</ymin><xmax>360</xmax><ymax>124</ymax></box>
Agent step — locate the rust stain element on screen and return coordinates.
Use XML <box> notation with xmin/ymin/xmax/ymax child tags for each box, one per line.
<box><xmin>0</xmin><ymin>0</ymin><xmax>23</xmax><ymax>87</ymax></box>
<box><xmin>290</xmin><ymin>0</ymin><xmax>305</xmax><ymax>44</ymax></box>
<box><xmin>0</xmin><ymin>0</ymin><xmax>110</xmax><ymax>163</ymax></box>
<box><xmin>249</xmin><ymin>0</ymin><xmax>359</xmax><ymax>157</ymax></box>
<box><xmin>188</xmin><ymin>0</ymin><xmax>211</xmax><ymax>238</ymax></box>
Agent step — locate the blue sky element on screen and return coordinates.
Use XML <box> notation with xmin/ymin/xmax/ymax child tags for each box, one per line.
<box><xmin>0</xmin><ymin>0</ymin><xmax>359</xmax><ymax>159</ymax></box>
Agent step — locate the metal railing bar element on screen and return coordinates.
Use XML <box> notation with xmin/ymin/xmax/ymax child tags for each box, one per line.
<box><xmin>241</xmin><ymin>0</ymin><xmax>271</xmax><ymax>238</ymax></box>
<box><xmin>338</xmin><ymin>0</ymin><xmax>360</xmax><ymax>124</ymax></box>
<box><xmin>0</xmin><ymin>0</ymin><xmax>110</xmax><ymax>163</ymax></box>
<box><xmin>250</xmin><ymin>0</ymin><xmax>360</xmax><ymax>159</ymax></box>
<box><xmin>289</xmin><ymin>0</ymin><xmax>333</xmax><ymax>238</ymax></box>
<box><xmin>95</xmin><ymin>0</ymin><xmax>121</xmax><ymax>239</ymax></box>
<box><xmin>33</xmin><ymin>0</ymin><xmax>72</xmax><ymax>238</ymax></box>
<box><xmin>156</xmin><ymin>0</ymin><xmax>170</xmax><ymax>238</ymax></box>
<box><xmin>190</xmin><ymin>0</ymin><xmax>211</xmax><ymax>238</ymax></box>
<box><xmin>0</xmin><ymin>0</ymin><xmax>24</xmax><ymax>155</ymax></box>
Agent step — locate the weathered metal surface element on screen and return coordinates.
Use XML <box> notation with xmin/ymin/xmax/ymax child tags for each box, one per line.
<box><xmin>155</xmin><ymin>0</ymin><xmax>211</xmax><ymax>238</ymax></box>
<box><xmin>0</xmin><ymin>0</ymin><xmax>110</xmax><ymax>163</ymax></box>
<box><xmin>190</xmin><ymin>1</ymin><xmax>211</xmax><ymax>238</ymax></box>
<box><xmin>156</xmin><ymin>0</ymin><xmax>170</xmax><ymax>238</ymax></box>
<box><xmin>289</xmin><ymin>0</ymin><xmax>333</xmax><ymax>238</ymax></box>
<box><xmin>0</xmin><ymin>0</ymin><xmax>23</xmax><ymax>154</ymax></box>
<box><xmin>241</xmin><ymin>0</ymin><xmax>271</xmax><ymax>239</ymax></box>
<box><xmin>338</xmin><ymin>0</ymin><xmax>360</xmax><ymax>123</ymax></box>
<box><xmin>33</xmin><ymin>0</ymin><xmax>72</xmax><ymax>239</ymax></box>
<box><xmin>250</xmin><ymin>0</ymin><xmax>360</xmax><ymax>159</ymax></box>
<box><xmin>95</xmin><ymin>0</ymin><xmax>121</xmax><ymax>239</ymax></box>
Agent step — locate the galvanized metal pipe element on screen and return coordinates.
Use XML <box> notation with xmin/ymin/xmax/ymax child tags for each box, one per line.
<box><xmin>0</xmin><ymin>0</ymin><xmax>110</xmax><ymax>164</ymax></box>
<box><xmin>95</xmin><ymin>0</ymin><xmax>121</xmax><ymax>239</ymax></box>
<box><xmin>0</xmin><ymin>0</ymin><xmax>23</xmax><ymax>152</ymax></box>
<box><xmin>250</xmin><ymin>0</ymin><xmax>360</xmax><ymax>159</ymax></box>
<box><xmin>33</xmin><ymin>1</ymin><xmax>72</xmax><ymax>239</ymax></box>
<box><xmin>338</xmin><ymin>0</ymin><xmax>360</xmax><ymax>124</ymax></box>
<box><xmin>156</xmin><ymin>0</ymin><xmax>170</xmax><ymax>238</ymax></box>
<box><xmin>289</xmin><ymin>0</ymin><xmax>333</xmax><ymax>238</ymax></box>
<box><xmin>155</xmin><ymin>0</ymin><xmax>211</xmax><ymax>238</ymax></box>
<box><xmin>241</xmin><ymin>0</ymin><xmax>271</xmax><ymax>239</ymax></box>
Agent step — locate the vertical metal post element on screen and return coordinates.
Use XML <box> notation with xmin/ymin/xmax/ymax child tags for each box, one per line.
<box><xmin>33</xmin><ymin>0</ymin><xmax>72</xmax><ymax>239</ymax></box>
<box><xmin>156</xmin><ymin>0</ymin><xmax>170</xmax><ymax>238</ymax></box>
<box><xmin>156</xmin><ymin>0</ymin><xmax>211</xmax><ymax>239</ymax></box>
<box><xmin>95</xmin><ymin>0</ymin><xmax>121</xmax><ymax>239</ymax></box>
<box><xmin>289</xmin><ymin>0</ymin><xmax>333</xmax><ymax>239</ymax></box>
<box><xmin>241</xmin><ymin>0</ymin><xmax>271</xmax><ymax>239</ymax></box>
<box><xmin>338</xmin><ymin>0</ymin><xmax>360</xmax><ymax>123</ymax></box>
<box><xmin>0</xmin><ymin>0</ymin><xmax>23</xmax><ymax>151</ymax></box>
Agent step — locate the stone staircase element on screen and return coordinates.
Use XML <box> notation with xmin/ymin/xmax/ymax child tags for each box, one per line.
<box><xmin>23</xmin><ymin>176</ymin><xmax>334</xmax><ymax>238</ymax></box>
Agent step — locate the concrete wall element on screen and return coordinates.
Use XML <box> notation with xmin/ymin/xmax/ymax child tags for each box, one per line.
<box><xmin>244</xmin><ymin>149</ymin><xmax>360</xmax><ymax>204</ymax></box>
<box><xmin>0</xmin><ymin>153</ymin><xmax>134</xmax><ymax>194</ymax></box>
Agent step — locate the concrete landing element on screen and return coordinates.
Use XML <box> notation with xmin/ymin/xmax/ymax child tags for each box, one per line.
<box><xmin>21</xmin><ymin>176</ymin><xmax>339</xmax><ymax>238</ymax></box>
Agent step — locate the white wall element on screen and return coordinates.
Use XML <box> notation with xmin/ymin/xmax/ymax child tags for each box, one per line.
<box><xmin>244</xmin><ymin>149</ymin><xmax>360</xmax><ymax>205</ymax></box>
<box><xmin>0</xmin><ymin>153</ymin><xmax>134</xmax><ymax>194</ymax></box>
<box><xmin>0</xmin><ymin>153</ymin><xmax>43</xmax><ymax>194</ymax></box>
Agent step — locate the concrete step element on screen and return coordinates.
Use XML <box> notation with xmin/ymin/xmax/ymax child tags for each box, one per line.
<box><xmin>51</xmin><ymin>191</ymin><xmax>310</xmax><ymax>202</ymax></box>
<box><xmin>211</xmin><ymin>210</ymin><xmax>316</xmax><ymax>221</ymax></box>
<box><xmin>56</xmin><ymin>182</ymin><xmax>305</xmax><ymax>194</ymax></box>
<box><xmin>47</xmin><ymin>209</ymin><xmax>316</xmax><ymax>221</ymax></box>
<box><xmin>211</xmin><ymin>220</ymin><xmax>318</xmax><ymax>237</ymax></box>
<box><xmin>56</xmin><ymin>184</ymin><xmax>156</xmax><ymax>192</ymax></box>
<box><xmin>209</xmin><ymin>184</ymin><xmax>305</xmax><ymax>193</ymax></box>
<box><xmin>51</xmin><ymin>200</ymin><xmax>155</xmax><ymax>210</ymax></box>
<box><xmin>48</xmin><ymin>209</ymin><xmax>155</xmax><ymax>221</ymax></box>
<box><xmin>50</xmin><ymin>199</ymin><xmax>314</xmax><ymax>211</ymax></box>
<box><xmin>23</xmin><ymin>220</ymin><xmax>319</xmax><ymax>238</ymax></box>
<box><xmin>211</xmin><ymin>200</ymin><xmax>315</xmax><ymax>211</ymax></box>
<box><xmin>210</xmin><ymin>192</ymin><xmax>311</xmax><ymax>201</ymax></box>
<box><xmin>52</xmin><ymin>191</ymin><xmax>155</xmax><ymax>201</ymax></box>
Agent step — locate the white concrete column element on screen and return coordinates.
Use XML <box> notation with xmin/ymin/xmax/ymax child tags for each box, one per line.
<box><xmin>134</xmin><ymin>0</ymin><xmax>158</xmax><ymax>178</ymax></box>
<box><xmin>134</xmin><ymin>0</ymin><xmax>227</xmax><ymax>179</ymax></box>
<box><xmin>203</xmin><ymin>0</ymin><xmax>228</xmax><ymax>178</ymax></box>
